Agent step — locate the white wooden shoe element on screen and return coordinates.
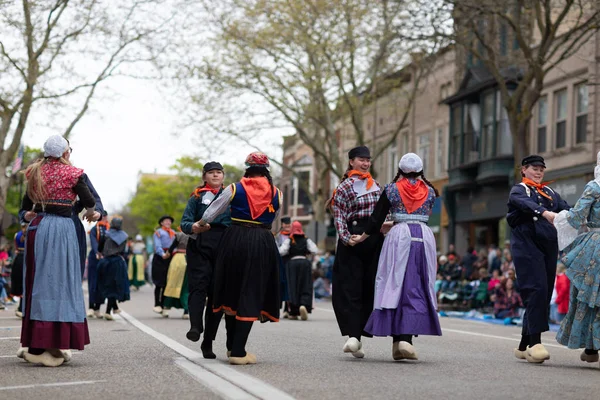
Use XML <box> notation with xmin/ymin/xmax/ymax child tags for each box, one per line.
<box><xmin>86</xmin><ymin>309</ymin><xmax>94</xmax><ymax>318</ymax></box>
<box><xmin>60</xmin><ymin>350</ymin><xmax>72</xmax><ymax>363</ymax></box>
<box><xmin>514</xmin><ymin>348</ymin><xmax>527</xmax><ymax>360</ymax></box>
<box><xmin>393</xmin><ymin>341</ymin><xmax>418</xmax><ymax>360</ymax></box>
<box><xmin>152</xmin><ymin>306</ymin><xmax>162</xmax><ymax>314</ymax></box>
<box><xmin>526</xmin><ymin>344</ymin><xmax>550</xmax><ymax>364</ymax></box>
<box><xmin>299</xmin><ymin>306</ymin><xmax>308</xmax><ymax>321</ymax></box>
<box><xmin>24</xmin><ymin>351</ymin><xmax>64</xmax><ymax>367</ymax></box>
<box><xmin>343</xmin><ymin>337</ymin><xmax>361</xmax><ymax>353</ymax></box>
<box><xmin>16</xmin><ymin>347</ymin><xmax>27</xmax><ymax>359</ymax></box>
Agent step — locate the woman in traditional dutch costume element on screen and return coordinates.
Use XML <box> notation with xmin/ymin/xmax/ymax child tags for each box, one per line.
<box><xmin>163</xmin><ymin>230</ymin><xmax>190</xmax><ymax>319</ymax></box>
<box><xmin>553</xmin><ymin>152</ymin><xmax>600</xmax><ymax>367</ymax></box>
<box><xmin>351</xmin><ymin>153</ymin><xmax>442</xmax><ymax>360</ymax></box>
<box><xmin>128</xmin><ymin>234</ymin><xmax>147</xmax><ymax>290</ymax></box>
<box><xmin>507</xmin><ymin>155</ymin><xmax>570</xmax><ymax>364</ymax></box>
<box><xmin>329</xmin><ymin>145</ymin><xmax>385</xmax><ymax>358</ymax></box>
<box><xmin>181</xmin><ymin>161</ymin><xmax>230</xmax><ymax>359</ymax></box>
<box><xmin>88</xmin><ymin>211</ymin><xmax>109</xmax><ymax>318</ymax></box>
<box><xmin>279</xmin><ymin>221</ymin><xmax>318</xmax><ymax>321</ymax></box>
<box><xmin>152</xmin><ymin>215</ymin><xmax>175</xmax><ymax>314</ymax></box>
<box><xmin>197</xmin><ymin>152</ymin><xmax>281</xmax><ymax>365</ymax></box>
<box><xmin>18</xmin><ymin>135</ymin><xmax>96</xmax><ymax>367</ymax></box>
<box><xmin>10</xmin><ymin>222</ymin><xmax>27</xmax><ymax>318</ymax></box>
<box><xmin>96</xmin><ymin>217</ymin><xmax>130</xmax><ymax>320</ymax></box>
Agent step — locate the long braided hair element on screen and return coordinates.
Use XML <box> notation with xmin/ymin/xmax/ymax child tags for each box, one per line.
<box><xmin>325</xmin><ymin>162</ymin><xmax>353</xmax><ymax>211</ymax></box>
<box><xmin>245</xmin><ymin>166</ymin><xmax>275</xmax><ymax>198</ymax></box>
<box><xmin>392</xmin><ymin>168</ymin><xmax>439</xmax><ymax>197</ymax></box>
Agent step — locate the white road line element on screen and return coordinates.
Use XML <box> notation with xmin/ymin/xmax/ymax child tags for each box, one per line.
<box><xmin>443</xmin><ymin>328</ymin><xmax>569</xmax><ymax>350</ymax></box>
<box><xmin>0</xmin><ymin>337</ymin><xmax>20</xmax><ymax>340</ymax></box>
<box><xmin>0</xmin><ymin>352</ymin><xmax>80</xmax><ymax>359</ymax></box>
<box><xmin>0</xmin><ymin>380</ymin><xmax>106</xmax><ymax>391</ymax></box>
<box><xmin>119</xmin><ymin>310</ymin><xmax>296</xmax><ymax>400</ymax></box>
<box><xmin>175</xmin><ymin>358</ymin><xmax>258</xmax><ymax>400</ymax></box>
<box><xmin>0</xmin><ymin>326</ymin><xmax>21</xmax><ymax>330</ymax></box>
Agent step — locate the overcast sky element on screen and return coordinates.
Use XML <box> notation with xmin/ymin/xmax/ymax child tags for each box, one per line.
<box><xmin>22</xmin><ymin>77</ymin><xmax>284</xmax><ymax>214</ymax></box>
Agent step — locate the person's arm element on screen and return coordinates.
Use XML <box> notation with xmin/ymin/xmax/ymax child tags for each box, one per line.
<box><xmin>332</xmin><ymin>184</ymin><xmax>352</xmax><ymax>245</ymax></box>
<box><xmin>20</xmin><ymin>192</ymin><xmax>35</xmax><ymax>222</ymax></box>
<box><xmin>508</xmin><ymin>184</ymin><xmax>552</xmax><ymax>218</ymax></box>
<box><xmin>364</xmin><ymin>190</ymin><xmax>392</xmax><ymax>236</ymax></box>
<box><xmin>566</xmin><ymin>183</ymin><xmax>599</xmax><ymax>230</ymax></box>
<box><xmin>154</xmin><ymin>232</ymin><xmax>164</xmax><ymax>257</ymax></box>
<box><xmin>168</xmin><ymin>236</ymin><xmax>179</xmax><ymax>255</ymax></box>
<box><xmin>73</xmin><ymin>176</ymin><xmax>95</xmax><ymax>210</ymax></box>
<box><xmin>279</xmin><ymin>238</ymin><xmax>291</xmax><ymax>256</ymax></box>
<box><xmin>306</xmin><ymin>238</ymin><xmax>319</xmax><ymax>254</ymax></box>
<box><xmin>199</xmin><ymin>185</ymin><xmax>234</xmax><ymax>224</ymax></box>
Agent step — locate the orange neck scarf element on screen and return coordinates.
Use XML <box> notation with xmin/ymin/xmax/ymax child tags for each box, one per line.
<box><xmin>96</xmin><ymin>220</ymin><xmax>110</xmax><ymax>242</ymax></box>
<box><xmin>191</xmin><ymin>185</ymin><xmax>221</xmax><ymax>197</ymax></box>
<box><xmin>522</xmin><ymin>178</ymin><xmax>553</xmax><ymax>200</ymax></box>
<box><xmin>156</xmin><ymin>226</ymin><xmax>176</xmax><ymax>239</ymax></box>
<box><xmin>396</xmin><ymin>179</ymin><xmax>429</xmax><ymax>214</ymax></box>
<box><xmin>347</xmin><ymin>170</ymin><xmax>374</xmax><ymax>190</ymax></box>
<box><xmin>240</xmin><ymin>177</ymin><xmax>276</xmax><ymax>220</ymax></box>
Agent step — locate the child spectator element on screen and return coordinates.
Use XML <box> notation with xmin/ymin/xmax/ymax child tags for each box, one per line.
<box><xmin>488</xmin><ymin>269</ymin><xmax>501</xmax><ymax>292</ymax></box>
<box><xmin>554</xmin><ymin>263</ymin><xmax>570</xmax><ymax>323</ymax></box>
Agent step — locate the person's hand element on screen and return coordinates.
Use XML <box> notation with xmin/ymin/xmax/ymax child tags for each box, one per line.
<box><xmin>162</xmin><ymin>252</ymin><xmax>170</xmax><ymax>259</ymax></box>
<box><xmin>348</xmin><ymin>235</ymin><xmax>360</xmax><ymax>246</ymax></box>
<box><xmin>192</xmin><ymin>222</ymin><xmax>211</xmax><ymax>234</ymax></box>
<box><xmin>96</xmin><ymin>253</ymin><xmax>102</xmax><ymax>260</ymax></box>
<box><xmin>84</xmin><ymin>211</ymin><xmax>100</xmax><ymax>223</ymax></box>
<box><xmin>542</xmin><ymin>211</ymin><xmax>557</xmax><ymax>224</ymax></box>
<box><xmin>24</xmin><ymin>211</ymin><xmax>37</xmax><ymax>222</ymax></box>
<box><xmin>380</xmin><ymin>221</ymin><xmax>394</xmax><ymax>235</ymax></box>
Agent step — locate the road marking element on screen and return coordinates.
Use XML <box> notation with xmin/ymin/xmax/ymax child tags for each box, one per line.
<box><xmin>119</xmin><ymin>310</ymin><xmax>296</xmax><ymax>400</ymax></box>
<box><xmin>443</xmin><ymin>328</ymin><xmax>569</xmax><ymax>350</ymax></box>
<box><xmin>0</xmin><ymin>380</ymin><xmax>105</xmax><ymax>391</ymax></box>
<box><xmin>175</xmin><ymin>358</ymin><xmax>258</xmax><ymax>400</ymax></box>
<box><xmin>0</xmin><ymin>337</ymin><xmax>20</xmax><ymax>340</ymax></box>
<box><xmin>0</xmin><ymin>352</ymin><xmax>80</xmax><ymax>359</ymax></box>
<box><xmin>0</xmin><ymin>326</ymin><xmax>21</xmax><ymax>330</ymax></box>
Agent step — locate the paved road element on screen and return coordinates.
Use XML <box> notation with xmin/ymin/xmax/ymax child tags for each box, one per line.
<box><xmin>1</xmin><ymin>285</ymin><xmax>598</xmax><ymax>399</ymax></box>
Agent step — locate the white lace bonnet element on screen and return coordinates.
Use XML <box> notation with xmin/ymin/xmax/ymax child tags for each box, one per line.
<box><xmin>399</xmin><ymin>153</ymin><xmax>423</xmax><ymax>174</ymax></box>
<box><xmin>43</xmin><ymin>135</ymin><xmax>68</xmax><ymax>158</ymax></box>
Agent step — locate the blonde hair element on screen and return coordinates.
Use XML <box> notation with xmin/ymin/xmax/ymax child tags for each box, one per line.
<box><xmin>24</xmin><ymin>156</ymin><xmax>71</xmax><ymax>207</ymax></box>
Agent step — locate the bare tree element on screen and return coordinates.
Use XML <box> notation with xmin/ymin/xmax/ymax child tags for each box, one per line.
<box><xmin>178</xmin><ymin>0</ymin><xmax>445</xmax><ymax>220</ymax></box>
<box><xmin>0</xmin><ymin>0</ymin><xmax>179</xmax><ymax>219</ymax></box>
<box><xmin>414</xmin><ymin>0</ymin><xmax>600</xmax><ymax>176</ymax></box>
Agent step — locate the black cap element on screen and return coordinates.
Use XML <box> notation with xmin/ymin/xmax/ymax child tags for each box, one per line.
<box><xmin>158</xmin><ymin>215</ymin><xmax>174</xmax><ymax>225</ymax></box>
<box><xmin>281</xmin><ymin>216</ymin><xmax>291</xmax><ymax>224</ymax></box>
<box><xmin>111</xmin><ymin>217</ymin><xmax>123</xmax><ymax>230</ymax></box>
<box><xmin>203</xmin><ymin>161</ymin><xmax>224</xmax><ymax>173</ymax></box>
<box><xmin>102</xmin><ymin>210</ymin><xmax>108</xmax><ymax>216</ymax></box>
<box><xmin>348</xmin><ymin>146</ymin><xmax>371</xmax><ymax>159</ymax></box>
<box><xmin>521</xmin><ymin>155</ymin><xmax>546</xmax><ymax>168</ymax></box>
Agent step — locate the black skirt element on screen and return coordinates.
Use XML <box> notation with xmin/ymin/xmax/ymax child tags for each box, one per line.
<box><xmin>151</xmin><ymin>254</ymin><xmax>171</xmax><ymax>287</ymax></box>
<box><xmin>10</xmin><ymin>253</ymin><xmax>24</xmax><ymax>296</ymax></box>
<box><xmin>212</xmin><ymin>224</ymin><xmax>280</xmax><ymax>322</ymax></box>
<box><xmin>285</xmin><ymin>258</ymin><xmax>313</xmax><ymax>311</ymax></box>
<box><xmin>96</xmin><ymin>255</ymin><xmax>131</xmax><ymax>303</ymax></box>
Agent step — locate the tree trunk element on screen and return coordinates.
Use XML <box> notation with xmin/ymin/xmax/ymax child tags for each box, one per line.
<box><xmin>0</xmin><ymin>171</ymin><xmax>15</xmax><ymax>229</ymax></box>
<box><xmin>512</xmin><ymin>120</ymin><xmax>529</xmax><ymax>183</ymax></box>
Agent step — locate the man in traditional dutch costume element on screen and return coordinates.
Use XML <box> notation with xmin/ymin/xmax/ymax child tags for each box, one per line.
<box><xmin>507</xmin><ymin>155</ymin><xmax>570</xmax><ymax>363</ymax></box>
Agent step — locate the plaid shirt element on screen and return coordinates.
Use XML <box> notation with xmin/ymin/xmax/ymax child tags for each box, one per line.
<box><xmin>493</xmin><ymin>288</ymin><xmax>523</xmax><ymax>317</ymax></box>
<box><xmin>333</xmin><ymin>177</ymin><xmax>381</xmax><ymax>245</ymax></box>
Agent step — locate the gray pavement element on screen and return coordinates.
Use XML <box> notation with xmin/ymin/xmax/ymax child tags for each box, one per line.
<box><xmin>0</xmin><ymin>285</ymin><xmax>598</xmax><ymax>400</ymax></box>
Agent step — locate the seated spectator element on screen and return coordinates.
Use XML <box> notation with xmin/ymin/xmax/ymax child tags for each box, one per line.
<box><xmin>313</xmin><ymin>270</ymin><xmax>331</xmax><ymax>299</ymax></box>
<box><xmin>492</xmin><ymin>278</ymin><xmax>523</xmax><ymax>319</ymax></box>
<box><xmin>461</xmin><ymin>247</ymin><xmax>477</xmax><ymax>280</ymax></box>
<box><xmin>488</xmin><ymin>269</ymin><xmax>501</xmax><ymax>292</ymax></box>
<box><xmin>440</xmin><ymin>254</ymin><xmax>461</xmax><ymax>292</ymax></box>
<box><xmin>489</xmin><ymin>248</ymin><xmax>502</xmax><ymax>274</ymax></box>
<box><xmin>436</xmin><ymin>255</ymin><xmax>448</xmax><ymax>293</ymax></box>
<box><xmin>472</xmin><ymin>267</ymin><xmax>491</xmax><ymax>309</ymax></box>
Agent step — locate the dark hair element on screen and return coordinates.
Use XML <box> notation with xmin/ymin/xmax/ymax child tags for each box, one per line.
<box><xmin>244</xmin><ymin>166</ymin><xmax>274</xmax><ymax>197</ymax></box>
<box><xmin>325</xmin><ymin>162</ymin><xmax>353</xmax><ymax>211</ymax></box>
<box><xmin>392</xmin><ymin>168</ymin><xmax>439</xmax><ymax>197</ymax></box>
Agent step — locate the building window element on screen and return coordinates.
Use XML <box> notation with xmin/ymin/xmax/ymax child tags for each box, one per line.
<box><xmin>435</xmin><ymin>127</ymin><xmax>445</xmax><ymax>176</ymax></box>
<box><xmin>417</xmin><ymin>133</ymin><xmax>430</xmax><ymax>173</ymax></box>
<box><xmin>388</xmin><ymin>141</ymin><xmax>398</xmax><ymax>182</ymax></box>
<box><xmin>575</xmin><ymin>83</ymin><xmax>588</xmax><ymax>144</ymax></box>
<box><xmin>482</xmin><ymin>92</ymin><xmax>495</xmax><ymax>158</ymax></box>
<box><xmin>496</xmin><ymin>91</ymin><xmax>512</xmax><ymax>155</ymax></box>
<box><xmin>555</xmin><ymin>89</ymin><xmax>567</xmax><ymax>149</ymax></box>
<box><xmin>464</xmin><ymin>104</ymin><xmax>480</xmax><ymax>163</ymax></box>
<box><xmin>440</xmin><ymin>82</ymin><xmax>452</xmax><ymax>101</ymax></box>
<box><xmin>537</xmin><ymin>96</ymin><xmax>547</xmax><ymax>153</ymax></box>
<box><xmin>499</xmin><ymin>23</ymin><xmax>508</xmax><ymax>56</ymax></box>
<box><xmin>450</xmin><ymin>105</ymin><xmax>462</xmax><ymax>168</ymax></box>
